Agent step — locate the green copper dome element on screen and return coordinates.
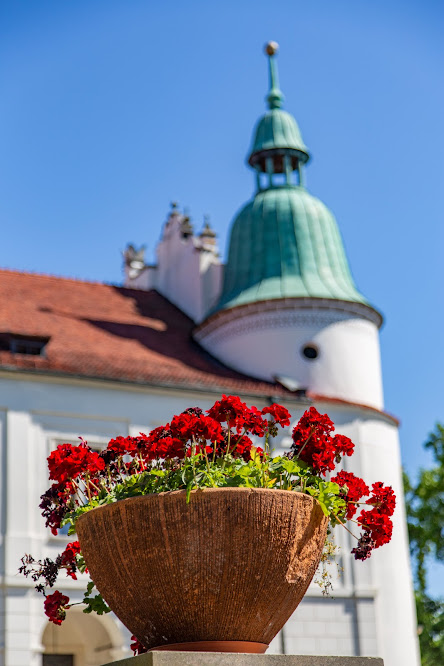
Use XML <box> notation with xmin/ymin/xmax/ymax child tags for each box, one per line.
<box><xmin>214</xmin><ymin>42</ymin><xmax>367</xmax><ymax>313</ymax></box>
<box><xmin>249</xmin><ymin>109</ymin><xmax>309</xmax><ymax>165</ymax></box>
<box><xmin>219</xmin><ymin>186</ymin><xmax>367</xmax><ymax>309</ymax></box>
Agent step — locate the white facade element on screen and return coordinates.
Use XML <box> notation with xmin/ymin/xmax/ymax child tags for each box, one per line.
<box><xmin>124</xmin><ymin>207</ymin><xmax>223</xmax><ymax>323</ymax></box>
<box><xmin>0</xmin><ymin>369</ymin><xmax>419</xmax><ymax>665</ymax></box>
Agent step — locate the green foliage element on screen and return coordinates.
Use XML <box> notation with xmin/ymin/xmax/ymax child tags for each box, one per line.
<box><xmin>63</xmin><ymin>453</ymin><xmax>347</xmax><ymax>532</ymax></box>
<box><xmin>82</xmin><ymin>581</ymin><xmax>111</xmax><ymax>616</ymax></box>
<box><xmin>416</xmin><ymin>593</ymin><xmax>444</xmax><ymax>666</ymax></box>
<box><xmin>404</xmin><ymin>423</ymin><xmax>444</xmax><ymax>664</ymax></box>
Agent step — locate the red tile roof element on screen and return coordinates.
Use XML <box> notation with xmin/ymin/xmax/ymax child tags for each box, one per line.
<box><xmin>0</xmin><ymin>269</ymin><xmax>290</xmax><ymax>397</ymax></box>
<box><xmin>0</xmin><ymin>269</ymin><xmax>399</xmax><ymax>423</ymax></box>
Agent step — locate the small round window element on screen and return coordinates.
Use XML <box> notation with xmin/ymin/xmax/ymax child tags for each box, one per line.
<box><xmin>302</xmin><ymin>344</ymin><xmax>319</xmax><ymax>360</ymax></box>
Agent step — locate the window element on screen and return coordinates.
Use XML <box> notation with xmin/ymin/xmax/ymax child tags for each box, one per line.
<box><xmin>43</xmin><ymin>656</ymin><xmax>74</xmax><ymax>666</ymax></box>
<box><xmin>0</xmin><ymin>333</ymin><xmax>49</xmax><ymax>356</ymax></box>
<box><xmin>302</xmin><ymin>344</ymin><xmax>319</xmax><ymax>360</ymax></box>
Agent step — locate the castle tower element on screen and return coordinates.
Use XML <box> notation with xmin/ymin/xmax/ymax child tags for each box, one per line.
<box><xmin>195</xmin><ymin>43</ymin><xmax>420</xmax><ymax>665</ymax></box>
<box><xmin>195</xmin><ymin>42</ymin><xmax>383</xmax><ymax>410</ymax></box>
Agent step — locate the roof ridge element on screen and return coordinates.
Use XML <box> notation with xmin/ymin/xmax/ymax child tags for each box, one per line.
<box><xmin>0</xmin><ymin>267</ymin><xmax>119</xmax><ymax>288</ymax></box>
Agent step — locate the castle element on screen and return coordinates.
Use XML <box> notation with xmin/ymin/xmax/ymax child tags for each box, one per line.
<box><xmin>0</xmin><ymin>44</ymin><xmax>419</xmax><ymax>665</ymax></box>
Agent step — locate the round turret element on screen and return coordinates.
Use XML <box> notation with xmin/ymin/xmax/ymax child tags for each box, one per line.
<box><xmin>195</xmin><ymin>43</ymin><xmax>384</xmax><ymax>410</ymax></box>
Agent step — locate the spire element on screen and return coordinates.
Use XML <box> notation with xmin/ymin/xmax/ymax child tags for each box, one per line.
<box><xmin>211</xmin><ymin>42</ymin><xmax>370</xmax><ymax>316</ymax></box>
<box><xmin>265</xmin><ymin>41</ymin><xmax>284</xmax><ymax>110</ymax></box>
<box><xmin>247</xmin><ymin>42</ymin><xmax>310</xmax><ymax>185</ymax></box>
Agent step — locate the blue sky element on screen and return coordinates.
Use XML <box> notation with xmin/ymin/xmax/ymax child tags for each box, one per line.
<box><xmin>0</xmin><ymin>0</ymin><xmax>443</xmax><ymax>576</ymax></box>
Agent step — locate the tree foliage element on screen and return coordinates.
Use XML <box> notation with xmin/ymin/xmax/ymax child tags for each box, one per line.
<box><xmin>404</xmin><ymin>423</ymin><xmax>444</xmax><ymax>664</ymax></box>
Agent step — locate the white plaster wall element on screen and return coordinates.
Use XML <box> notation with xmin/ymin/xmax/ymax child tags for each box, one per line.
<box><xmin>356</xmin><ymin>418</ymin><xmax>421</xmax><ymax>666</ymax></box>
<box><xmin>123</xmin><ymin>265</ymin><xmax>158</xmax><ymax>291</ymax></box>
<box><xmin>196</xmin><ymin>306</ymin><xmax>384</xmax><ymax>409</ymax></box>
<box><xmin>0</xmin><ymin>375</ymin><xmax>419</xmax><ymax>665</ymax></box>
<box><xmin>124</xmin><ymin>212</ymin><xmax>223</xmax><ymax>322</ymax></box>
<box><xmin>269</xmin><ymin>597</ymin><xmax>378</xmax><ymax>657</ymax></box>
<box><xmin>272</xmin><ymin>401</ymin><xmax>419</xmax><ymax>666</ymax></box>
<box><xmin>156</xmin><ymin>236</ymin><xmax>222</xmax><ymax>323</ymax></box>
<box><xmin>156</xmin><ymin>232</ymin><xmax>201</xmax><ymax>321</ymax></box>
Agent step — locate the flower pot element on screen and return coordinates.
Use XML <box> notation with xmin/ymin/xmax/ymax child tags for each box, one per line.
<box><xmin>76</xmin><ymin>487</ymin><xmax>328</xmax><ymax>652</ymax></box>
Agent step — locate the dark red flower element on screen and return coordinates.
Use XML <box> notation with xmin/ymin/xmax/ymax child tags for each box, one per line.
<box><xmin>357</xmin><ymin>509</ymin><xmax>393</xmax><ymax>548</ymax></box>
<box><xmin>170</xmin><ymin>412</ymin><xmax>224</xmax><ymax>444</ymax></box>
<box><xmin>296</xmin><ymin>406</ymin><xmax>335</xmax><ymax>435</ymax></box>
<box><xmin>231</xmin><ymin>434</ymin><xmax>254</xmax><ymax>461</ymax></box>
<box><xmin>39</xmin><ymin>482</ymin><xmax>75</xmax><ymax>536</ymax></box>
<box><xmin>290</xmin><ymin>408</ymin><xmax>355</xmax><ymax>475</ymax></box>
<box><xmin>60</xmin><ymin>541</ymin><xmax>81</xmax><ymax>580</ymax></box>
<box><xmin>106</xmin><ymin>436</ymin><xmax>138</xmax><ymax>460</ymax></box>
<box><xmin>47</xmin><ymin>442</ymin><xmax>105</xmax><ymax>484</ymax></box>
<box><xmin>143</xmin><ymin>426</ymin><xmax>186</xmax><ymax>461</ymax></box>
<box><xmin>332</xmin><ymin>434</ymin><xmax>354</xmax><ymax>459</ymax></box>
<box><xmin>261</xmin><ymin>403</ymin><xmax>291</xmax><ymax>427</ymax></box>
<box><xmin>130</xmin><ymin>635</ymin><xmax>148</xmax><ymax>655</ymax></box>
<box><xmin>207</xmin><ymin>395</ymin><xmax>246</xmax><ymax>426</ymax></box>
<box><xmin>352</xmin><ymin>531</ymin><xmax>376</xmax><ymax>561</ymax></box>
<box><xmin>331</xmin><ymin>470</ymin><xmax>369</xmax><ymax>519</ymax></box>
<box><xmin>365</xmin><ymin>482</ymin><xmax>396</xmax><ymax>516</ymax></box>
<box><xmin>44</xmin><ymin>590</ymin><xmax>70</xmax><ymax>625</ymax></box>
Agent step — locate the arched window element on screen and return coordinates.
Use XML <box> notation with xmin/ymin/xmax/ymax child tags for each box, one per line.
<box><xmin>42</xmin><ymin>607</ymin><xmax>127</xmax><ymax>666</ymax></box>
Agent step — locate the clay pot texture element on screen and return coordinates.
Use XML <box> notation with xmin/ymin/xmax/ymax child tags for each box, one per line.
<box><xmin>76</xmin><ymin>487</ymin><xmax>328</xmax><ymax>651</ymax></box>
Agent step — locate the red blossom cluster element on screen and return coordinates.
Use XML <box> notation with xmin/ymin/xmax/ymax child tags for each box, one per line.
<box><xmin>290</xmin><ymin>407</ymin><xmax>355</xmax><ymax>475</ymax></box>
<box><xmin>39</xmin><ymin>481</ymin><xmax>75</xmax><ymax>536</ymax></box>
<box><xmin>262</xmin><ymin>403</ymin><xmax>292</xmax><ymax>428</ymax></box>
<box><xmin>142</xmin><ymin>396</ymin><xmax>291</xmax><ymax>463</ymax></box>
<box><xmin>290</xmin><ymin>408</ymin><xmax>396</xmax><ymax>561</ymax></box>
<box><xmin>48</xmin><ymin>441</ymin><xmax>105</xmax><ymax>484</ymax></box>
<box><xmin>44</xmin><ymin>590</ymin><xmax>70</xmax><ymax>625</ymax></box>
<box><xmin>39</xmin><ymin>397</ymin><xmax>291</xmax><ymax>537</ymax></box>
<box><xmin>355</xmin><ymin>482</ymin><xmax>396</xmax><ymax>554</ymax></box>
<box><xmin>331</xmin><ymin>471</ymin><xmax>369</xmax><ymax>519</ymax></box>
<box><xmin>331</xmin><ymin>472</ymin><xmax>396</xmax><ymax>559</ymax></box>
<box><xmin>60</xmin><ymin>541</ymin><xmax>82</xmax><ymax>580</ymax></box>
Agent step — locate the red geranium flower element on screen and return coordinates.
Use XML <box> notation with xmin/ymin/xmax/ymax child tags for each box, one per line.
<box><xmin>331</xmin><ymin>470</ymin><xmax>369</xmax><ymax>519</ymax></box>
<box><xmin>261</xmin><ymin>403</ymin><xmax>291</xmax><ymax>427</ymax></box>
<box><xmin>291</xmin><ymin>408</ymin><xmax>355</xmax><ymax>475</ymax></box>
<box><xmin>130</xmin><ymin>635</ymin><xmax>148</xmax><ymax>655</ymax></box>
<box><xmin>366</xmin><ymin>482</ymin><xmax>396</xmax><ymax>516</ymax></box>
<box><xmin>106</xmin><ymin>436</ymin><xmax>138</xmax><ymax>459</ymax></box>
<box><xmin>44</xmin><ymin>590</ymin><xmax>70</xmax><ymax>625</ymax></box>
<box><xmin>332</xmin><ymin>434</ymin><xmax>355</xmax><ymax>459</ymax></box>
<box><xmin>357</xmin><ymin>509</ymin><xmax>393</xmax><ymax>548</ymax></box>
<box><xmin>60</xmin><ymin>541</ymin><xmax>81</xmax><ymax>580</ymax></box>
<box><xmin>47</xmin><ymin>442</ymin><xmax>105</xmax><ymax>484</ymax></box>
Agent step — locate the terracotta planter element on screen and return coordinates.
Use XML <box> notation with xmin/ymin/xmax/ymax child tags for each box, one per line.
<box><xmin>76</xmin><ymin>487</ymin><xmax>328</xmax><ymax>652</ymax></box>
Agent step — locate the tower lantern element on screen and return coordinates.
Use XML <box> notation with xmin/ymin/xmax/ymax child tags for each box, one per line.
<box><xmin>248</xmin><ymin>42</ymin><xmax>310</xmax><ymax>189</ymax></box>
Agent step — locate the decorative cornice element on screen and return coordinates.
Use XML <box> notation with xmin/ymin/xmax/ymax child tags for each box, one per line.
<box><xmin>195</xmin><ymin>297</ymin><xmax>383</xmax><ymax>342</ymax></box>
<box><xmin>308</xmin><ymin>392</ymin><xmax>399</xmax><ymax>426</ymax></box>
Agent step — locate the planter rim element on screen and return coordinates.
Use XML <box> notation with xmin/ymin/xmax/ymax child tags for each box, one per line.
<box><xmin>76</xmin><ymin>487</ymin><xmax>318</xmax><ymax>526</ymax></box>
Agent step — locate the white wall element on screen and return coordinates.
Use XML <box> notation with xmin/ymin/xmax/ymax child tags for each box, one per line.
<box><xmin>0</xmin><ymin>373</ymin><xmax>419</xmax><ymax>665</ymax></box>
<box><xmin>196</xmin><ymin>303</ymin><xmax>384</xmax><ymax>410</ymax></box>
<box><xmin>124</xmin><ymin>210</ymin><xmax>223</xmax><ymax>323</ymax></box>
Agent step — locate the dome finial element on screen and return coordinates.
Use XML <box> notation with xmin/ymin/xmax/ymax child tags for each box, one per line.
<box><xmin>264</xmin><ymin>41</ymin><xmax>284</xmax><ymax>109</ymax></box>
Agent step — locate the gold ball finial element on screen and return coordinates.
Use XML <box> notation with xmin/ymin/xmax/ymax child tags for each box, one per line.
<box><xmin>265</xmin><ymin>41</ymin><xmax>279</xmax><ymax>56</ymax></box>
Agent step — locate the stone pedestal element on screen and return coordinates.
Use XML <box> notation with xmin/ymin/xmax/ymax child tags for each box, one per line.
<box><xmin>104</xmin><ymin>654</ymin><xmax>384</xmax><ymax>666</ymax></box>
